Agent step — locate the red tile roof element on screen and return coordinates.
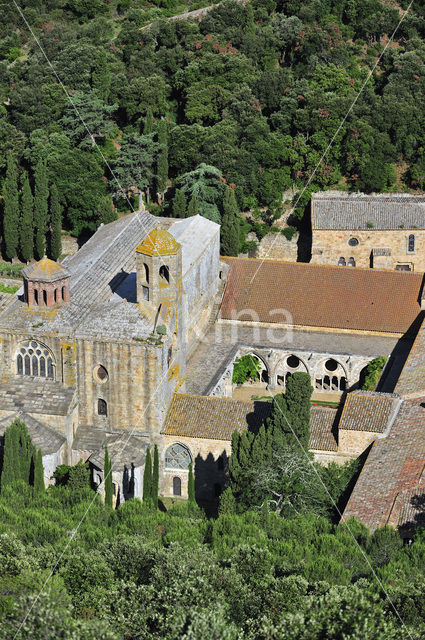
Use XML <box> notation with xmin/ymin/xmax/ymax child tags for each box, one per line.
<box><xmin>309</xmin><ymin>406</ymin><xmax>338</xmax><ymax>451</ymax></box>
<box><xmin>219</xmin><ymin>257</ymin><xmax>423</xmax><ymax>334</ymax></box>
<box><xmin>338</xmin><ymin>391</ymin><xmax>400</xmax><ymax>433</ymax></box>
<box><xmin>342</xmin><ymin>396</ymin><xmax>425</xmax><ymax>531</ymax></box>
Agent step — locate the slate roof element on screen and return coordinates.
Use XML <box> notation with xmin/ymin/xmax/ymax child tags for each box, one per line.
<box><xmin>90</xmin><ymin>434</ymin><xmax>146</xmax><ymax>469</ymax></box>
<box><xmin>309</xmin><ymin>406</ymin><xmax>338</xmax><ymax>451</ymax></box>
<box><xmin>22</xmin><ymin>258</ymin><xmax>69</xmax><ymax>283</ymax></box>
<box><xmin>312</xmin><ymin>191</ymin><xmax>425</xmax><ymax>230</ymax></box>
<box><xmin>342</xmin><ymin>396</ymin><xmax>425</xmax><ymax>531</ymax></box>
<box><xmin>163</xmin><ymin>393</ymin><xmax>272</xmax><ymax>441</ymax></box>
<box><xmin>219</xmin><ymin>257</ymin><xmax>423</xmax><ymax>334</ymax></box>
<box><xmin>338</xmin><ymin>391</ymin><xmax>401</xmax><ymax>433</ymax></box>
<box><xmin>395</xmin><ymin>317</ymin><xmax>425</xmax><ymax>397</ymax></box>
<box><xmin>0</xmin><ymin>412</ymin><xmax>66</xmax><ymax>455</ymax></box>
<box><xmin>0</xmin><ymin>377</ymin><xmax>76</xmax><ymax>415</ymax></box>
<box><xmin>72</xmin><ymin>426</ymin><xmax>106</xmax><ymax>452</ymax></box>
<box><xmin>169</xmin><ymin>215</ymin><xmax>219</xmax><ymax>275</ymax></box>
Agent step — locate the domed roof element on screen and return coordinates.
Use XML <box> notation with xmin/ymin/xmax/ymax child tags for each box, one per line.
<box><xmin>136</xmin><ymin>227</ymin><xmax>180</xmax><ymax>257</ymax></box>
<box><xmin>22</xmin><ymin>258</ymin><xmax>70</xmax><ymax>283</ymax></box>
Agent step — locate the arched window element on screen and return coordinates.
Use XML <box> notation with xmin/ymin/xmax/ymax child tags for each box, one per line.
<box><xmin>338</xmin><ymin>257</ymin><xmax>346</xmax><ymax>266</ymax></box>
<box><xmin>165</xmin><ymin>443</ymin><xmax>192</xmax><ymax>469</ymax></box>
<box><xmin>98</xmin><ymin>399</ymin><xmax>107</xmax><ymax>416</ymax></box>
<box><xmin>173</xmin><ymin>476</ymin><xmax>181</xmax><ymax>496</ymax></box>
<box><xmin>348</xmin><ymin>257</ymin><xmax>356</xmax><ymax>267</ymax></box>
<box><xmin>16</xmin><ymin>341</ymin><xmax>55</xmax><ymax>379</ymax></box>
<box><xmin>408</xmin><ymin>234</ymin><xmax>415</xmax><ymax>253</ymax></box>
<box><xmin>62</xmin><ymin>286</ymin><xmax>66</xmax><ymax>301</ymax></box>
<box><xmin>42</xmin><ymin>290</ymin><xmax>47</xmax><ymax>306</ymax></box>
<box><xmin>34</xmin><ymin>289</ymin><xmax>38</xmax><ymax>305</ymax></box>
<box><xmin>144</xmin><ymin>263</ymin><xmax>150</xmax><ymax>283</ymax></box>
<box><xmin>159</xmin><ymin>265</ymin><xmax>170</xmax><ymax>284</ymax></box>
<box><xmin>54</xmin><ymin>289</ymin><xmax>57</xmax><ymax>303</ymax></box>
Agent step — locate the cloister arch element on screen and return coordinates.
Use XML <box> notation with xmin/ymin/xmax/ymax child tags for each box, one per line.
<box><xmin>314</xmin><ymin>358</ymin><xmax>347</xmax><ymax>392</ymax></box>
<box><xmin>275</xmin><ymin>353</ymin><xmax>309</xmax><ymax>389</ymax></box>
<box><xmin>234</xmin><ymin>352</ymin><xmax>269</xmax><ymax>385</ymax></box>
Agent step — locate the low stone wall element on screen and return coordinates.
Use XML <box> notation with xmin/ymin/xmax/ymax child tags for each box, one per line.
<box><xmin>256</xmin><ymin>233</ymin><xmax>298</xmax><ymax>262</ymax></box>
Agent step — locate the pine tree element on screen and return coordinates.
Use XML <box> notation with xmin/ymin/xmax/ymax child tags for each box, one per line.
<box><xmin>34</xmin><ymin>159</ymin><xmax>49</xmax><ymax>260</ymax></box>
<box><xmin>143</xmin><ymin>446</ymin><xmax>152</xmax><ymax>504</ymax></box>
<box><xmin>221</xmin><ymin>187</ymin><xmax>239</xmax><ymax>256</ymax></box>
<box><xmin>173</xmin><ymin>189</ymin><xmax>187</xmax><ymax>218</ymax></box>
<box><xmin>104</xmin><ymin>444</ymin><xmax>113</xmax><ymax>508</ymax></box>
<box><xmin>188</xmin><ymin>462</ymin><xmax>195</xmax><ymax>504</ymax></box>
<box><xmin>3</xmin><ymin>152</ymin><xmax>19</xmax><ymax>261</ymax></box>
<box><xmin>143</xmin><ymin>108</ymin><xmax>154</xmax><ymax>134</ymax></box>
<box><xmin>33</xmin><ymin>449</ymin><xmax>45</xmax><ymax>493</ymax></box>
<box><xmin>152</xmin><ymin>444</ymin><xmax>159</xmax><ymax>509</ymax></box>
<box><xmin>19</xmin><ymin>171</ymin><xmax>33</xmax><ymax>263</ymax></box>
<box><xmin>92</xmin><ymin>49</ymin><xmax>111</xmax><ymax>102</ymax></box>
<box><xmin>188</xmin><ymin>193</ymin><xmax>199</xmax><ymax>217</ymax></box>
<box><xmin>1</xmin><ymin>419</ymin><xmax>34</xmax><ymax>490</ymax></box>
<box><xmin>156</xmin><ymin>119</ymin><xmax>168</xmax><ymax>201</ymax></box>
<box><xmin>49</xmin><ymin>184</ymin><xmax>62</xmax><ymax>261</ymax></box>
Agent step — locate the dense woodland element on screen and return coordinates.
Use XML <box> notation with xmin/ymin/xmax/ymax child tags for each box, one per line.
<box><xmin>0</xmin><ymin>374</ymin><xmax>425</xmax><ymax>639</ymax></box>
<box><xmin>1</xmin><ymin>0</ymin><xmax>425</xmax><ymax>259</ymax></box>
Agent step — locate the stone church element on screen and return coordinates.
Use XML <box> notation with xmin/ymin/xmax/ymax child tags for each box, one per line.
<box><xmin>2</xmin><ymin>206</ymin><xmax>425</xmax><ymax>532</ymax></box>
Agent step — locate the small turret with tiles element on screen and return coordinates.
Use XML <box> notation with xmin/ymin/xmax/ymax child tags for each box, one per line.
<box><xmin>22</xmin><ymin>257</ymin><xmax>70</xmax><ymax>309</ymax></box>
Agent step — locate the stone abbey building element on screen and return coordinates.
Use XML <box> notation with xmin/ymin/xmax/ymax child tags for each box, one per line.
<box><xmin>2</xmin><ymin>207</ymin><xmax>425</xmax><ymax>533</ymax></box>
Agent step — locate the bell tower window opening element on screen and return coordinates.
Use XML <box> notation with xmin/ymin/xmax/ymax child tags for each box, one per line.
<box><xmin>34</xmin><ymin>289</ymin><xmax>38</xmax><ymax>305</ymax></box>
<box><xmin>408</xmin><ymin>234</ymin><xmax>415</xmax><ymax>253</ymax></box>
<box><xmin>159</xmin><ymin>265</ymin><xmax>170</xmax><ymax>284</ymax></box>
<box><xmin>98</xmin><ymin>398</ymin><xmax>107</xmax><ymax>416</ymax></box>
<box><xmin>144</xmin><ymin>263</ymin><xmax>150</xmax><ymax>283</ymax></box>
<box><xmin>42</xmin><ymin>290</ymin><xmax>47</xmax><ymax>306</ymax></box>
<box><xmin>16</xmin><ymin>341</ymin><xmax>55</xmax><ymax>379</ymax></box>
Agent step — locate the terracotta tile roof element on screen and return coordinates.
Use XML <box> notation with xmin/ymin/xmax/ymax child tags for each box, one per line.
<box><xmin>309</xmin><ymin>406</ymin><xmax>338</xmax><ymax>451</ymax></box>
<box><xmin>22</xmin><ymin>258</ymin><xmax>69</xmax><ymax>283</ymax></box>
<box><xmin>342</xmin><ymin>396</ymin><xmax>425</xmax><ymax>531</ymax></box>
<box><xmin>338</xmin><ymin>391</ymin><xmax>400</xmax><ymax>434</ymax></box>
<box><xmin>312</xmin><ymin>191</ymin><xmax>425</xmax><ymax>230</ymax></box>
<box><xmin>219</xmin><ymin>257</ymin><xmax>423</xmax><ymax>335</ymax></box>
<box><xmin>395</xmin><ymin>318</ymin><xmax>425</xmax><ymax>397</ymax></box>
<box><xmin>389</xmin><ymin>483</ymin><xmax>425</xmax><ymax>537</ymax></box>
<box><xmin>162</xmin><ymin>393</ymin><xmax>272</xmax><ymax>441</ymax></box>
<box><xmin>136</xmin><ymin>227</ymin><xmax>180</xmax><ymax>256</ymax></box>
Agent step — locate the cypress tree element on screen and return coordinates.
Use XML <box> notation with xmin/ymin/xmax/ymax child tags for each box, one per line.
<box><xmin>3</xmin><ymin>152</ymin><xmax>19</xmax><ymax>261</ymax></box>
<box><xmin>188</xmin><ymin>193</ymin><xmax>199</xmax><ymax>217</ymax></box>
<box><xmin>282</xmin><ymin>372</ymin><xmax>313</xmax><ymax>449</ymax></box>
<box><xmin>188</xmin><ymin>462</ymin><xmax>195</xmax><ymax>504</ymax></box>
<box><xmin>92</xmin><ymin>49</ymin><xmax>111</xmax><ymax>102</ymax></box>
<box><xmin>49</xmin><ymin>184</ymin><xmax>62</xmax><ymax>261</ymax></box>
<box><xmin>34</xmin><ymin>159</ymin><xmax>49</xmax><ymax>260</ymax></box>
<box><xmin>1</xmin><ymin>420</ymin><xmax>34</xmax><ymax>490</ymax></box>
<box><xmin>173</xmin><ymin>189</ymin><xmax>187</xmax><ymax>218</ymax></box>
<box><xmin>19</xmin><ymin>171</ymin><xmax>33</xmax><ymax>263</ymax></box>
<box><xmin>33</xmin><ymin>449</ymin><xmax>45</xmax><ymax>493</ymax></box>
<box><xmin>152</xmin><ymin>444</ymin><xmax>159</xmax><ymax>509</ymax></box>
<box><xmin>156</xmin><ymin>119</ymin><xmax>168</xmax><ymax>201</ymax></box>
<box><xmin>104</xmin><ymin>444</ymin><xmax>113</xmax><ymax>508</ymax></box>
<box><xmin>143</xmin><ymin>446</ymin><xmax>152</xmax><ymax>504</ymax></box>
<box><xmin>221</xmin><ymin>187</ymin><xmax>239</xmax><ymax>256</ymax></box>
<box><xmin>143</xmin><ymin>108</ymin><xmax>154</xmax><ymax>134</ymax></box>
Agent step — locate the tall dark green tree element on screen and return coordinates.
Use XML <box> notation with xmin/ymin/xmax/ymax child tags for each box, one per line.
<box><xmin>104</xmin><ymin>444</ymin><xmax>113</xmax><ymax>509</ymax></box>
<box><xmin>19</xmin><ymin>171</ymin><xmax>33</xmax><ymax>263</ymax></box>
<box><xmin>188</xmin><ymin>462</ymin><xmax>195</xmax><ymax>504</ymax></box>
<box><xmin>92</xmin><ymin>49</ymin><xmax>111</xmax><ymax>102</ymax></box>
<box><xmin>1</xmin><ymin>419</ymin><xmax>34</xmax><ymax>490</ymax></box>
<box><xmin>143</xmin><ymin>446</ymin><xmax>152</xmax><ymax>504</ymax></box>
<box><xmin>188</xmin><ymin>193</ymin><xmax>199</xmax><ymax>217</ymax></box>
<box><xmin>3</xmin><ymin>152</ymin><xmax>19</xmax><ymax>260</ymax></box>
<box><xmin>48</xmin><ymin>184</ymin><xmax>62</xmax><ymax>261</ymax></box>
<box><xmin>156</xmin><ymin>119</ymin><xmax>168</xmax><ymax>201</ymax></box>
<box><xmin>220</xmin><ymin>186</ymin><xmax>239</xmax><ymax>256</ymax></box>
<box><xmin>152</xmin><ymin>445</ymin><xmax>159</xmax><ymax>509</ymax></box>
<box><xmin>34</xmin><ymin>159</ymin><xmax>49</xmax><ymax>260</ymax></box>
<box><xmin>143</xmin><ymin>107</ymin><xmax>154</xmax><ymax>134</ymax></box>
<box><xmin>173</xmin><ymin>189</ymin><xmax>187</xmax><ymax>218</ymax></box>
<box><xmin>33</xmin><ymin>449</ymin><xmax>45</xmax><ymax>494</ymax></box>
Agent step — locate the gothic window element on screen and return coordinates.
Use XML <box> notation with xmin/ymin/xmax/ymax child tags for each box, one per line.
<box><xmin>173</xmin><ymin>476</ymin><xmax>181</xmax><ymax>496</ymax></box>
<box><xmin>16</xmin><ymin>341</ymin><xmax>55</xmax><ymax>379</ymax></box>
<box><xmin>165</xmin><ymin>443</ymin><xmax>192</xmax><ymax>469</ymax></box>
<box><xmin>98</xmin><ymin>398</ymin><xmax>107</xmax><ymax>416</ymax></box>
<box><xmin>159</xmin><ymin>265</ymin><xmax>170</xmax><ymax>284</ymax></box>
<box><xmin>408</xmin><ymin>234</ymin><xmax>415</xmax><ymax>253</ymax></box>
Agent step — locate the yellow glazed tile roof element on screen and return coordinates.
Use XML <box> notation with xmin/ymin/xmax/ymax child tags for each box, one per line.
<box><xmin>22</xmin><ymin>258</ymin><xmax>69</xmax><ymax>283</ymax></box>
<box><xmin>136</xmin><ymin>227</ymin><xmax>180</xmax><ymax>256</ymax></box>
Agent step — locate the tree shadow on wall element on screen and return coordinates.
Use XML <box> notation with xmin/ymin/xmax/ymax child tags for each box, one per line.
<box><xmin>194</xmin><ymin>450</ymin><xmax>229</xmax><ymax>518</ymax></box>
